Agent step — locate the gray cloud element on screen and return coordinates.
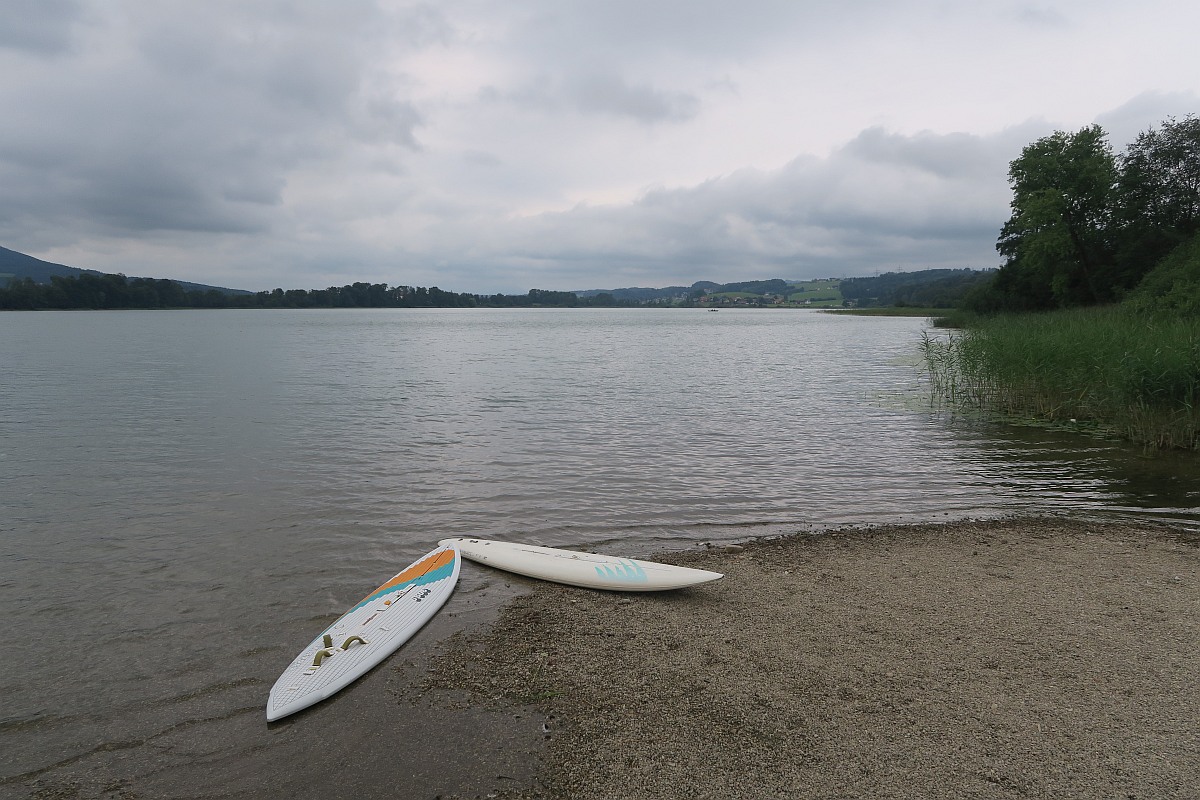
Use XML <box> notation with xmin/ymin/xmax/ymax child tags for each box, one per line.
<box><xmin>0</xmin><ymin>0</ymin><xmax>83</xmax><ymax>55</ymax></box>
<box><xmin>1</xmin><ymin>1</ymin><xmax>1197</xmax><ymax>292</ymax></box>
<box><xmin>511</xmin><ymin>0</ymin><xmax>891</xmax><ymax>61</ymax></box>
<box><xmin>0</xmin><ymin>1</ymin><xmax>428</xmax><ymax>243</ymax></box>
<box><xmin>570</xmin><ymin>74</ymin><xmax>700</xmax><ymax>123</ymax></box>
<box><xmin>841</xmin><ymin>128</ymin><xmax>1006</xmax><ymax>180</ymax></box>
<box><xmin>396</xmin><ymin>126</ymin><xmax>1024</xmax><ymax>292</ymax></box>
<box><xmin>500</xmin><ymin>72</ymin><xmax>700</xmax><ymax>123</ymax></box>
<box><xmin>1014</xmin><ymin>5</ymin><xmax>1071</xmax><ymax>29</ymax></box>
<box><xmin>1096</xmin><ymin>91</ymin><xmax>1200</xmax><ymax>149</ymax></box>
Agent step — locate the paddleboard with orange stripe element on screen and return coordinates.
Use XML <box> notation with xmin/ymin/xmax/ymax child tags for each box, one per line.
<box><xmin>267</xmin><ymin>545</ymin><xmax>460</xmax><ymax>721</ymax></box>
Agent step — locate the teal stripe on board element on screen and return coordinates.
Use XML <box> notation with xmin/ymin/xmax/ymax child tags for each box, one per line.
<box><xmin>350</xmin><ymin>559</ymin><xmax>456</xmax><ymax>613</ymax></box>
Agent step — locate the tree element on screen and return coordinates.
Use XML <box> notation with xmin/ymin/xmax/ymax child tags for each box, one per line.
<box><xmin>527</xmin><ymin>288</ymin><xmax>578</xmax><ymax>306</ymax></box>
<box><xmin>994</xmin><ymin>125</ymin><xmax>1118</xmax><ymax>309</ymax></box>
<box><xmin>0</xmin><ymin>277</ymin><xmax>40</xmax><ymax>309</ymax></box>
<box><xmin>588</xmin><ymin>292</ymin><xmax>617</xmax><ymax>306</ymax></box>
<box><xmin>1115</xmin><ymin>115</ymin><xmax>1200</xmax><ymax>279</ymax></box>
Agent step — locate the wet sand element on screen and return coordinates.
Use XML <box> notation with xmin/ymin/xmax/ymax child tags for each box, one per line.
<box><xmin>7</xmin><ymin>577</ymin><xmax>551</xmax><ymax>800</ymax></box>
<box><xmin>420</xmin><ymin>517</ymin><xmax>1200</xmax><ymax>799</ymax></box>
<box><xmin>10</xmin><ymin>517</ymin><xmax>1198</xmax><ymax>799</ymax></box>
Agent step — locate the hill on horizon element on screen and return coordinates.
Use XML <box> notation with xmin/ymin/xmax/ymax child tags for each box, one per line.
<box><xmin>574</xmin><ymin>279</ymin><xmax>792</xmax><ymax>303</ymax></box>
<box><xmin>0</xmin><ymin>245</ymin><xmax>250</xmax><ymax>295</ymax></box>
<box><xmin>3</xmin><ymin>243</ymin><xmax>992</xmax><ymax>307</ymax></box>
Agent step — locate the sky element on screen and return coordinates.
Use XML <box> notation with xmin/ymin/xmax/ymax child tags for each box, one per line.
<box><xmin>1</xmin><ymin>1</ymin><xmax>1198</xmax><ymax>294</ymax></box>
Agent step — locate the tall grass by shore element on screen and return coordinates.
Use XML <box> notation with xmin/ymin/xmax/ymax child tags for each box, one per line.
<box><xmin>921</xmin><ymin>308</ymin><xmax>1199</xmax><ymax>449</ymax></box>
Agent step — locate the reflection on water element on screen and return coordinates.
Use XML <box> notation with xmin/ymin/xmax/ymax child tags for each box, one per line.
<box><xmin>1</xmin><ymin>308</ymin><xmax>1197</xmax><ymax>793</ymax></box>
<box><xmin>934</xmin><ymin>415</ymin><xmax>1199</xmax><ymax>522</ymax></box>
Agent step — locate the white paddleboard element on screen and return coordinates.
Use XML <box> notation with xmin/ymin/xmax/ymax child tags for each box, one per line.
<box><xmin>439</xmin><ymin>538</ymin><xmax>722</xmax><ymax>591</ymax></box>
<box><xmin>267</xmin><ymin>545</ymin><xmax>460</xmax><ymax>721</ymax></box>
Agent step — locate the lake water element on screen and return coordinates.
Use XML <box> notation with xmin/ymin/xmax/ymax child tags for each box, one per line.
<box><xmin>2</xmin><ymin>308</ymin><xmax>1197</xmax><ymax>796</ymax></box>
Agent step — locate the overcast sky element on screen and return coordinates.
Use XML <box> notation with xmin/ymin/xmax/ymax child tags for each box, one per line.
<box><xmin>1</xmin><ymin>1</ymin><xmax>1197</xmax><ymax>293</ymax></box>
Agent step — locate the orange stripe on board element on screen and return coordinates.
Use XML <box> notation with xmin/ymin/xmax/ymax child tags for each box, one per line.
<box><xmin>359</xmin><ymin>548</ymin><xmax>456</xmax><ymax>602</ymax></box>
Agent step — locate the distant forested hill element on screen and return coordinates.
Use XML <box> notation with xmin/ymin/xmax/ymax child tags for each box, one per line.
<box><xmin>839</xmin><ymin>269</ymin><xmax>995</xmax><ymax>308</ymax></box>
<box><xmin>574</xmin><ymin>283</ymin><xmax>704</xmax><ymax>302</ymax></box>
<box><xmin>0</xmin><ymin>245</ymin><xmax>248</xmax><ymax>295</ymax></box>
<box><xmin>0</xmin><ymin>245</ymin><xmax>106</xmax><ymax>285</ymax></box>
<box><xmin>717</xmin><ymin>278</ymin><xmax>793</xmax><ymax>295</ymax></box>
<box><xmin>575</xmin><ymin>279</ymin><xmax>789</xmax><ymax>302</ymax></box>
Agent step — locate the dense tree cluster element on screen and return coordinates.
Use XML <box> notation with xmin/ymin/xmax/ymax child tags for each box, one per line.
<box><xmin>841</xmin><ymin>269</ymin><xmax>995</xmax><ymax>308</ymax></box>
<box><xmin>971</xmin><ymin>115</ymin><xmax>1200</xmax><ymax>312</ymax></box>
<box><xmin>0</xmin><ymin>273</ymin><xmax>228</xmax><ymax>310</ymax></box>
<box><xmin>0</xmin><ymin>275</ymin><xmax>632</xmax><ymax>311</ymax></box>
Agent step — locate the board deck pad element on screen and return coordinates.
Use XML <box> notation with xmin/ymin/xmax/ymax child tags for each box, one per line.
<box><xmin>267</xmin><ymin>545</ymin><xmax>460</xmax><ymax>721</ymax></box>
<box><xmin>440</xmin><ymin>538</ymin><xmax>723</xmax><ymax>591</ymax></box>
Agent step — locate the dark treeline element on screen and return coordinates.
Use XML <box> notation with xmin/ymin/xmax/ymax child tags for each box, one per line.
<box><xmin>0</xmin><ymin>273</ymin><xmax>632</xmax><ymax>311</ymax></box>
<box><xmin>841</xmin><ymin>268</ymin><xmax>996</xmax><ymax>308</ymax></box>
<box><xmin>970</xmin><ymin>115</ymin><xmax>1200</xmax><ymax>313</ymax></box>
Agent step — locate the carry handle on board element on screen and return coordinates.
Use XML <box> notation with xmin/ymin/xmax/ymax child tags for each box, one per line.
<box><xmin>311</xmin><ymin>635</ymin><xmax>371</xmax><ymax>666</ymax></box>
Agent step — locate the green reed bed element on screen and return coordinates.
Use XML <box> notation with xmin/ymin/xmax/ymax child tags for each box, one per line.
<box><xmin>921</xmin><ymin>308</ymin><xmax>1200</xmax><ymax>449</ymax></box>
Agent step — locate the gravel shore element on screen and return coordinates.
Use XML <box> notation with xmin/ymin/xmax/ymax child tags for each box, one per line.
<box><xmin>420</xmin><ymin>517</ymin><xmax>1199</xmax><ymax>799</ymax></box>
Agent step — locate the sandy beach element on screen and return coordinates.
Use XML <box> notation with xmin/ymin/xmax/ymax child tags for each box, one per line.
<box><xmin>418</xmin><ymin>517</ymin><xmax>1199</xmax><ymax>799</ymax></box>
